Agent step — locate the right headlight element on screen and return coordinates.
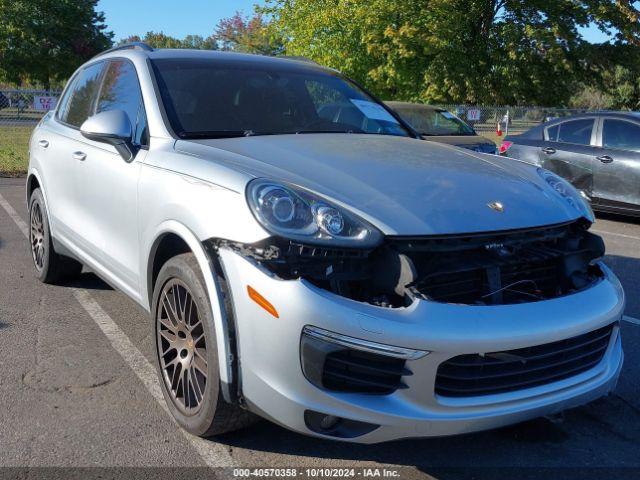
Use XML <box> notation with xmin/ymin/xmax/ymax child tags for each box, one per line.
<box><xmin>537</xmin><ymin>168</ymin><xmax>595</xmax><ymax>222</ymax></box>
<box><xmin>246</xmin><ymin>179</ymin><xmax>383</xmax><ymax>248</ymax></box>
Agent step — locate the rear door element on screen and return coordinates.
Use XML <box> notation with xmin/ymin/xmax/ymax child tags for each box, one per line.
<box><xmin>592</xmin><ymin>117</ymin><xmax>640</xmax><ymax>212</ymax></box>
<box><xmin>539</xmin><ymin>118</ymin><xmax>597</xmax><ymax>199</ymax></box>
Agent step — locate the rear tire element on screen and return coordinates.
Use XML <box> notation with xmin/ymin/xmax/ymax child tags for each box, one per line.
<box><xmin>29</xmin><ymin>188</ymin><xmax>83</xmax><ymax>284</ymax></box>
<box><xmin>152</xmin><ymin>253</ymin><xmax>255</xmax><ymax>437</ymax></box>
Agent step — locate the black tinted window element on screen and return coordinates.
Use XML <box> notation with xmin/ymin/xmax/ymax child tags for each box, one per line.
<box><xmin>61</xmin><ymin>62</ymin><xmax>105</xmax><ymax>127</ymax></box>
<box><xmin>603</xmin><ymin>119</ymin><xmax>640</xmax><ymax>152</ymax></box>
<box><xmin>555</xmin><ymin>119</ymin><xmax>594</xmax><ymax>145</ymax></box>
<box><xmin>151</xmin><ymin>58</ymin><xmax>408</xmax><ymax>138</ymax></box>
<box><xmin>96</xmin><ymin>60</ymin><xmax>148</xmax><ymax>146</ymax></box>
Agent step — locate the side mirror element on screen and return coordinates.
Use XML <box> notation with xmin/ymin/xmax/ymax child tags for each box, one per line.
<box><xmin>81</xmin><ymin>110</ymin><xmax>136</xmax><ymax>162</ymax></box>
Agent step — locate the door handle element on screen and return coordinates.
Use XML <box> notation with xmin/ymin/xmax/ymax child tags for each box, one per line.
<box><xmin>72</xmin><ymin>151</ymin><xmax>87</xmax><ymax>161</ymax></box>
<box><xmin>38</xmin><ymin>140</ymin><xmax>49</xmax><ymax>148</ymax></box>
<box><xmin>542</xmin><ymin>147</ymin><xmax>556</xmax><ymax>155</ymax></box>
<box><xmin>597</xmin><ymin>155</ymin><xmax>613</xmax><ymax>164</ymax></box>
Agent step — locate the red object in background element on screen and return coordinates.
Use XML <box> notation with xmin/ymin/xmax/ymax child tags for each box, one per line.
<box><xmin>496</xmin><ymin>123</ymin><xmax>503</xmax><ymax>137</ymax></box>
<box><xmin>499</xmin><ymin>141</ymin><xmax>513</xmax><ymax>154</ymax></box>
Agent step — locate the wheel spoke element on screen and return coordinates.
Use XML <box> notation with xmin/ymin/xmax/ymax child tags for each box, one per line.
<box><xmin>193</xmin><ymin>352</ymin><xmax>207</xmax><ymax>376</ymax></box>
<box><xmin>160</xmin><ymin>329</ymin><xmax>177</xmax><ymax>343</ymax></box>
<box><xmin>162</xmin><ymin>295</ymin><xmax>179</xmax><ymax>326</ymax></box>
<box><xmin>190</xmin><ymin>367</ymin><xmax>203</xmax><ymax>402</ymax></box>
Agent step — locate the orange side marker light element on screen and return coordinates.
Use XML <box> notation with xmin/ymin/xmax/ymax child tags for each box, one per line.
<box><xmin>247</xmin><ymin>285</ymin><xmax>279</xmax><ymax>318</ymax></box>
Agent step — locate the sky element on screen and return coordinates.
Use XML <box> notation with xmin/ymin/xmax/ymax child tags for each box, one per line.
<box><xmin>97</xmin><ymin>0</ymin><xmax>614</xmax><ymax>44</ymax></box>
<box><xmin>97</xmin><ymin>0</ymin><xmax>263</xmax><ymax>41</ymax></box>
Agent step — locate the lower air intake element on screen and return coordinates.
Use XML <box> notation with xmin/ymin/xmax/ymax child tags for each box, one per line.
<box><xmin>435</xmin><ymin>323</ymin><xmax>614</xmax><ymax>397</ymax></box>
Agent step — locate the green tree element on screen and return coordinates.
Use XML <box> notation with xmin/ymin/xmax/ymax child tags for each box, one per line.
<box><xmin>213</xmin><ymin>11</ymin><xmax>284</xmax><ymax>55</ymax></box>
<box><xmin>0</xmin><ymin>0</ymin><xmax>112</xmax><ymax>89</ymax></box>
<box><xmin>265</xmin><ymin>0</ymin><xmax>640</xmax><ymax>106</ymax></box>
<box><xmin>119</xmin><ymin>32</ymin><xmax>217</xmax><ymax>50</ymax></box>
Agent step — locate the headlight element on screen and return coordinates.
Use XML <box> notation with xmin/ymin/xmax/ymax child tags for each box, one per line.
<box><xmin>537</xmin><ymin>168</ymin><xmax>594</xmax><ymax>222</ymax></box>
<box><xmin>246</xmin><ymin>179</ymin><xmax>383</xmax><ymax>247</ymax></box>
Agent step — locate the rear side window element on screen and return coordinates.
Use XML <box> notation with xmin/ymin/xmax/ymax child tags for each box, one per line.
<box><xmin>552</xmin><ymin>119</ymin><xmax>594</xmax><ymax>145</ymax></box>
<box><xmin>602</xmin><ymin>119</ymin><xmax>640</xmax><ymax>152</ymax></box>
<box><xmin>59</xmin><ymin>62</ymin><xmax>105</xmax><ymax>128</ymax></box>
<box><xmin>96</xmin><ymin>60</ymin><xmax>149</xmax><ymax>146</ymax></box>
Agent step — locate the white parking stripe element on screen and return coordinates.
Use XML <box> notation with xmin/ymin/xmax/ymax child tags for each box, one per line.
<box><xmin>71</xmin><ymin>289</ymin><xmax>235</xmax><ymax>468</ymax></box>
<box><xmin>592</xmin><ymin>229</ymin><xmax>640</xmax><ymax>242</ymax></box>
<box><xmin>0</xmin><ymin>193</ymin><xmax>29</xmax><ymax>238</ymax></box>
<box><xmin>0</xmin><ymin>192</ymin><xmax>234</xmax><ymax>468</ymax></box>
<box><xmin>623</xmin><ymin>315</ymin><xmax>640</xmax><ymax>326</ymax></box>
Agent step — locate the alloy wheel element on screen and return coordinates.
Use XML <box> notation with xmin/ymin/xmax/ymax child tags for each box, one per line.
<box><xmin>30</xmin><ymin>202</ymin><xmax>45</xmax><ymax>271</ymax></box>
<box><xmin>156</xmin><ymin>279</ymin><xmax>208</xmax><ymax>414</ymax></box>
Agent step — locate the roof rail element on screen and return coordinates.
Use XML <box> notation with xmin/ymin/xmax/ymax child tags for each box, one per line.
<box><xmin>93</xmin><ymin>42</ymin><xmax>154</xmax><ymax>59</ymax></box>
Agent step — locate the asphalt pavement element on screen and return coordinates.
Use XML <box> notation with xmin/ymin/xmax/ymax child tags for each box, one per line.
<box><xmin>0</xmin><ymin>176</ymin><xmax>639</xmax><ymax>479</ymax></box>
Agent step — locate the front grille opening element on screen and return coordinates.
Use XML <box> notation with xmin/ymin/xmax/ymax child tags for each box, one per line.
<box><xmin>300</xmin><ymin>330</ymin><xmax>410</xmax><ymax>395</ymax></box>
<box><xmin>435</xmin><ymin>323</ymin><xmax>614</xmax><ymax>397</ymax></box>
<box><xmin>214</xmin><ymin>219</ymin><xmax>605</xmax><ymax>307</ymax></box>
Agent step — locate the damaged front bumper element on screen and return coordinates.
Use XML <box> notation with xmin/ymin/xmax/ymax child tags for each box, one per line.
<box><xmin>216</xmin><ymin>244</ymin><xmax>625</xmax><ymax>443</ymax></box>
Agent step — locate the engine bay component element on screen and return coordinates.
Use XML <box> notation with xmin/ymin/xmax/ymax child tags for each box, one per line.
<box><xmin>211</xmin><ymin>220</ymin><xmax>605</xmax><ymax>307</ymax></box>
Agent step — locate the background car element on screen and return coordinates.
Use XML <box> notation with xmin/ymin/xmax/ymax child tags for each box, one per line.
<box><xmin>502</xmin><ymin>112</ymin><xmax>640</xmax><ymax>216</ymax></box>
<box><xmin>0</xmin><ymin>91</ymin><xmax>9</xmax><ymax>110</ymax></box>
<box><xmin>386</xmin><ymin>101</ymin><xmax>497</xmax><ymax>154</ymax></box>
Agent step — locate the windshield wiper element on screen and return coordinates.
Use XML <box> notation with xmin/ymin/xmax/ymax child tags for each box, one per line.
<box><xmin>178</xmin><ymin>130</ymin><xmax>276</xmax><ymax>139</ymax></box>
<box><xmin>295</xmin><ymin>129</ymin><xmax>359</xmax><ymax>134</ymax></box>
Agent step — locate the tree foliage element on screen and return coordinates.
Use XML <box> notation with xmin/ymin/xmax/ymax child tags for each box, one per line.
<box><xmin>212</xmin><ymin>11</ymin><xmax>284</xmax><ymax>55</ymax></box>
<box><xmin>119</xmin><ymin>32</ymin><xmax>217</xmax><ymax>50</ymax></box>
<box><xmin>0</xmin><ymin>0</ymin><xmax>112</xmax><ymax>88</ymax></box>
<box><xmin>265</xmin><ymin>0</ymin><xmax>640</xmax><ymax>106</ymax></box>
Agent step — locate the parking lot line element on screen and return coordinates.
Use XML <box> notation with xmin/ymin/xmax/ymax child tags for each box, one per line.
<box><xmin>0</xmin><ymin>191</ymin><xmax>235</xmax><ymax>469</ymax></box>
<box><xmin>592</xmin><ymin>229</ymin><xmax>640</xmax><ymax>242</ymax></box>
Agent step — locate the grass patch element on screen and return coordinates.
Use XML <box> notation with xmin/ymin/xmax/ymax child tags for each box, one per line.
<box><xmin>0</xmin><ymin>125</ymin><xmax>33</xmax><ymax>176</ymax></box>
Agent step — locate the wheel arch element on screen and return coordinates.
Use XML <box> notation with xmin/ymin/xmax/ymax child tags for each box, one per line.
<box><xmin>144</xmin><ymin>220</ymin><xmax>236</xmax><ymax>401</ymax></box>
<box><xmin>26</xmin><ymin>168</ymin><xmax>47</xmax><ymax>209</ymax></box>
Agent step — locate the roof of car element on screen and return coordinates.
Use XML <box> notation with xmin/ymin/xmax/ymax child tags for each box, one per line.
<box><xmin>546</xmin><ymin>111</ymin><xmax>640</xmax><ymax>122</ymax></box>
<box><xmin>94</xmin><ymin>43</ymin><xmax>327</xmax><ymax>72</ymax></box>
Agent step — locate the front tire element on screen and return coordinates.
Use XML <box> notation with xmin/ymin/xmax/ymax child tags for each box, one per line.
<box><xmin>29</xmin><ymin>188</ymin><xmax>82</xmax><ymax>284</ymax></box>
<box><xmin>152</xmin><ymin>253</ymin><xmax>254</xmax><ymax>437</ymax></box>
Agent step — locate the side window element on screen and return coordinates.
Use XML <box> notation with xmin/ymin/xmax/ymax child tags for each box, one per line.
<box><xmin>61</xmin><ymin>62</ymin><xmax>105</xmax><ymax>128</ymax></box>
<box><xmin>546</xmin><ymin>124</ymin><xmax>559</xmax><ymax>141</ymax></box>
<box><xmin>602</xmin><ymin>119</ymin><xmax>640</xmax><ymax>152</ymax></box>
<box><xmin>555</xmin><ymin>119</ymin><xmax>594</xmax><ymax>145</ymax></box>
<box><xmin>56</xmin><ymin>75</ymin><xmax>80</xmax><ymax>122</ymax></box>
<box><xmin>95</xmin><ymin>60</ymin><xmax>148</xmax><ymax>146</ymax></box>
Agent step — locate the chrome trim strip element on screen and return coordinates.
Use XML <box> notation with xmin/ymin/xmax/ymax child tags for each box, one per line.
<box><xmin>302</xmin><ymin>325</ymin><xmax>429</xmax><ymax>360</ymax></box>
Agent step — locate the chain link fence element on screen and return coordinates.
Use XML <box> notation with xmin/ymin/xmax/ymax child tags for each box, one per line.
<box><xmin>0</xmin><ymin>89</ymin><xmax>60</xmax><ymax>175</ymax></box>
<box><xmin>439</xmin><ymin>105</ymin><xmax>595</xmax><ymax>143</ymax></box>
<box><xmin>0</xmin><ymin>88</ymin><xmax>613</xmax><ymax>174</ymax></box>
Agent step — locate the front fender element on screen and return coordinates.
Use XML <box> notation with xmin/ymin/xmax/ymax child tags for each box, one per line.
<box><xmin>142</xmin><ymin>220</ymin><xmax>235</xmax><ymax>395</ymax></box>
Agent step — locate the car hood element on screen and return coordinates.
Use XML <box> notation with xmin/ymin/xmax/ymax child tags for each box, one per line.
<box><xmin>177</xmin><ymin>134</ymin><xmax>583</xmax><ymax>235</ymax></box>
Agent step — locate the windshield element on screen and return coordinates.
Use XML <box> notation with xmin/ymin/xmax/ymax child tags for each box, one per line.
<box><xmin>392</xmin><ymin>105</ymin><xmax>475</xmax><ymax>136</ymax></box>
<box><xmin>151</xmin><ymin>58</ymin><xmax>410</xmax><ymax>139</ymax></box>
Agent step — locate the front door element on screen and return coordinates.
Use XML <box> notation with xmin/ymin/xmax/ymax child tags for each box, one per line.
<box><xmin>74</xmin><ymin>58</ymin><xmax>150</xmax><ymax>300</ymax></box>
<box><xmin>593</xmin><ymin>117</ymin><xmax>640</xmax><ymax>212</ymax></box>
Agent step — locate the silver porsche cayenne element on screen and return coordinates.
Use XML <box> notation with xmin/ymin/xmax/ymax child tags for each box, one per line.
<box><xmin>26</xmin><ymin>43</ymin><xmax>624</xmax><ymax>443</ymax></box>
